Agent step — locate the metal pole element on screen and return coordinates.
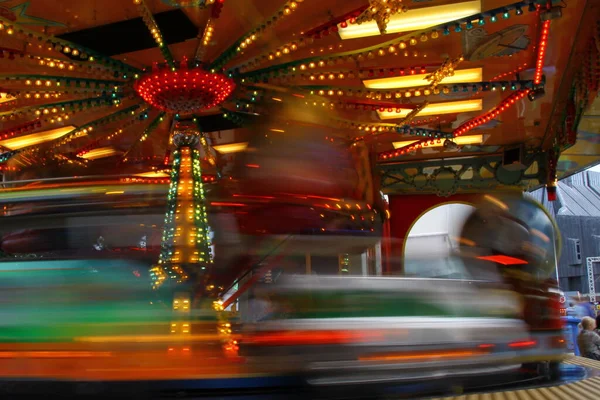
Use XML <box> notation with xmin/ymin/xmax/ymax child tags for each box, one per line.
<box><xmin>552</xmin><ymin>224</ymin><xmax>559</xmax><ymax>284</ymax></box>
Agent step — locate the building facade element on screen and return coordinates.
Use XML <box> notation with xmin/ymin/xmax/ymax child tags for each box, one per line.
<box><xmin>530</xmin><ymin>170</ymin><xmax>600</xmax><ymax>295</ymax></box>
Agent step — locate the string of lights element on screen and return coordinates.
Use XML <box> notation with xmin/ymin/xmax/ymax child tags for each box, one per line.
<box><xmin>76</xmin><ymin>108</ymin><xmax>153</xmax><ymax>157</ymax></box>
<box><xmin>211</xmin><ymin>0</ymin><xmax>305</xmax><ymax>70</ymax></box>
<box><xmin>121</xmin><ymin>112</ymin><xmax>167</xmax><ymax>161</ymax></box>
<box><xmin>453</xmin><ymin>90</ymin><xmax>530</xmax><ymax>137</ymax></box>
<box><xmin>0</xmin><ymin>15</ymin><xmax>138</xmax><ymax>74</ymax></box>
<box><xmin>233</xmin><ymin>1</ymin><xmax>546</xmax><ymax>79</ymax></box>
<box><xmin>297</xmin><ymin>79</ymin><xmax>537</xmax><ymax>100</ymax></box>
<box><xmin>133</xmin><ymin>0</ymin><xmax>175</xmax><ymax>68</ymax></box>
<box><xmin>51</xmin><ymin>104</ymin><xmax>143</xmax><ymax>149</ymax></box>
<box><xmin>2</xmin><ymin>96</ymin><xmax>114</xmax><ymax>120</ymax></box>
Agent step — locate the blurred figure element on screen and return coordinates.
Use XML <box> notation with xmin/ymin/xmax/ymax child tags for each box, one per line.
<box><xmin>577</xmin><ymin>317</ymin><xmax>600</xmax><ymax>360</ymax></box>
<box><xmin>243</xmin><ymin>288</ymin><xmax>273</xmax><ymax>324</ymax></box>
<box><xmin>596</xmin><ymin>314</ymin><xmax>600</xmax><ymax>335</ymax></box>
<box><xmin>566</xmin><ymin>299</ymin><xmax>578</xmax><ymax>317</ymax></box>
<box><xmin>574</xmin><ymin>296</ymin><xmax>596</xmax><ymax>319</ymax></box>
<box><xmin>233</xmin><ymin>101</ymin><xmax>381</xmax><ymax>208</ymax></box>
<box><xmin>459</xmin><ymin>192</ymin><xmax>558</xmax><ymax>278</ymax></box>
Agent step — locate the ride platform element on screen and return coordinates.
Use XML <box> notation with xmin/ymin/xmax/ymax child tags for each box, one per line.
<box><xmin>433</xmin><ymin>356</ymin><xmax>600</xmax><ymax>400</ymax></box>
<box><xmin>0</xmin><ymin>353</ymin><xmax>599</xmax><ymax>398</ymax></box>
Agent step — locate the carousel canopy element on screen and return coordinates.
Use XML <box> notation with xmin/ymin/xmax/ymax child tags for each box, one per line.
<box><xmin>0</xmin><ymin>0</ymin><xmax>597</xmax><ymax>196</ymax></box>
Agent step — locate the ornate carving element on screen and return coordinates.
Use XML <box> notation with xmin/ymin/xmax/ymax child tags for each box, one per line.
<box><xmin>355</xmin><ymin>0</ymin><xmax>408</xmax><ymax>35</ymax></box>
<box><xmin>380</xmin><ymin>151</ymin><xmax>547</xmax><ymax>195</ymax></box>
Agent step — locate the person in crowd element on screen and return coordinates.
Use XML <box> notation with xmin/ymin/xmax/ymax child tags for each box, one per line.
<box><xmin>577</xmin><ymin>316</ymin><xmax>600</xmax><ymax>360</ymax></box>
<box><xmin>566</xmin><ymin>300</ymin><xmax>578</xmax><ymax>317</ymax></box>
<box><xmin>574</xmin><ymin>296</ymin><xmax>596</xmax><ymax>319</ymax></box>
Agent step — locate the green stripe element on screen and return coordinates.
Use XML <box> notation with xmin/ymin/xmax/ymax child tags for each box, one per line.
<box><xmin>276</xmin><ymin>290</ymin><xmax>514</xmax><ymax>319</ymax></box>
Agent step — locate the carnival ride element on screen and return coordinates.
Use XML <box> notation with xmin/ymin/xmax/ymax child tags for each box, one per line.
<box><xmin>0</xmin><ymin>0</ymin><xmax>599</xmax><ymax>397</ymax></box>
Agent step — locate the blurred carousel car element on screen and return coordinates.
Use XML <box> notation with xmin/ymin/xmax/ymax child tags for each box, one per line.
<box><xmin>237</xmin><ymin>193</ymin><xmax>566</xmax><ymax>391</ymax></box>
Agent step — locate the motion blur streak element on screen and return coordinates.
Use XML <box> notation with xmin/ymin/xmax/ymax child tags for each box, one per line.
<box><xmin>0</xmin><ymin>351</ymin><xmax>113</xmax><ymax>358</ymax></box>
<box><xmin>358</xmin><ymin>349</ymin><xmax>489</xmax><ymax>362</ymax></box>
<box><xmin>74</xmin><ymin>334</ymin><xmax>233</xmax><ymax>343</ymax></box>
<box><xmin>244</xmin><ymin>330</ymin><xmax>386</xmax><ymax>346</ymax></box>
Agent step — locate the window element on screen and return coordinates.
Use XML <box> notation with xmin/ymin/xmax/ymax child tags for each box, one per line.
<box><xmin>567</xmin><ymin>238</ymin><xmax>582</xmax><ymax>265</ymax></box>
<box><xmin>568</xmin><ymin>276</ymin><xmax>582</xmax><ymax>292</ymax></box>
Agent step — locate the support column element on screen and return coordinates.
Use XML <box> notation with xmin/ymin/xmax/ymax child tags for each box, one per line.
<box><xmin>361</xmin><ymin>252</ymin><xmax>368</xmax><ymax>276</ymax></box>
<box><xmin>305</xmin><ymin>253</ymin><xmax>312</xmax><ymax>275</ymax></box>
<box><xmin>375</xmin><ymin>242</ymin><xmax>382</xmax><ymax>276</ymax></box>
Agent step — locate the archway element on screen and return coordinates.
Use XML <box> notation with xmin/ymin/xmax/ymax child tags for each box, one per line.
<box><xmin>403</xmin><ymin>202</ymin><xmax>475</xmax><ymax>278</ymax></box>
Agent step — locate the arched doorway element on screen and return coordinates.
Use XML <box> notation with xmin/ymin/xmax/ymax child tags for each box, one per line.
<box><xmin>403</xmin><ymin>202</ymin><xmax>475</xmax><ymax>278</ymax></box>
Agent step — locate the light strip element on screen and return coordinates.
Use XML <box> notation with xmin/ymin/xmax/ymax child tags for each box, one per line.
<box><xmin>80</xmin><ymin>147</ymin><xmax>119</xmax><ymax>160</ymax></box>
<box><xmin>213</xmin><ymin>142</ymin><xmax>249</xmax><ymax>154</ymax></box>
<box><xmin>135</xmin><ymin>171</ymin><xmax>170</xmax><ymax>178</ymax></box>
<box><xmin>338</xmin><ymin>1</ymin><xmax>481</xmax><ymax>40</ymax></box>
<box><xmin>0</xmin><ymin>93</ymin><xmax>16</xmax><ymax>104</ymax></box>
<box><xmin>364</xmin><ymin>68</ymin><xmax>482</xmax><ymax>90</ymax></box>
<box><xmin>392</xmin><ymin>134</ymin><xmax>483</xmax><ymax>149</ymax></box>
<box><xmin>378</xmin><ymin>99</ymin><xmax>482</xmax><ymax>120</ymax></box>
<box><xmin>0</xmin><ymin>126</ymin><xmax>76</xmax><ymax>150</ymax></box>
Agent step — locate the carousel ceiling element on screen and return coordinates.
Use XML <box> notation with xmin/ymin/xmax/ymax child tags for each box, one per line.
<box><xmin>0</xmin><ymin>0</ymin><xmax>597</xmax><ymax>194</ymax></box>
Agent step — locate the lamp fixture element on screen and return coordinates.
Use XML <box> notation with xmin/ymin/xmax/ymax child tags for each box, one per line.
<box><xmin>212</xmin><ymin>142</ymin><xmax>249</xmax><ymax>154</ymax></box>
<box><xmin>338</xmin><ymin>1</ymin><xmax>481</xmax><ymax>40</ymax></box>
<box><xmin>0</xmin><ymin>93</ymin><xmax>16</xmax><ymax>104</ymax></box>
<box><xmin>0</xmin><ymin>126</ymin><xmax>76</xmax><ymax>150</ymax></box>
<box><xmin>134</xmin><ymin>60</ymin><xmax>236</xmax><ymax>114</ymax></box>
<box><xmin>363</xmin><ymin>68</ymin><xmax>482</xmax><ymax>90</ymax></box>
<box><xmin>79</xmin><ymin>147</ymin><xmax>120</xmax><ymax>160</ymax></box>
<box><xmin>135</xmin><ymin>171</ymin><xmax>171</xmax><ymax>178</ymax></box>
<box><xmin>377</xmin><ymin>99</ymin><xmax>483</xmax><ymax>120</ymax></box>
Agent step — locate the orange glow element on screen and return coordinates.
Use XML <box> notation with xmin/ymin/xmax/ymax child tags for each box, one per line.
<box><xmin>509</xmin><ymin>340</ymin><xmax>537</xmax><ymax>348</ymax></box>
<box><xmin>0</xmin><ymin>93</ymin><xmax>16</xmax><ymax>104</ymax></box>
<box><xmin>0</xmin><ymin>125</ymin><xmax>76</xmax><ymax>150</ymax></box>
<box><xmin>305</xmin><ymin>195</ymin><xmax>342</xmax><ymax>201</ymax></box>
<box><xmin>531</xmin><ymin>228</ymin><xmax>550</xmax><ymax>243</ymax></box>
<box><xmin>377</xmin><ymin>99</ymin><xmax>483</xmax><ymax>120</ymax></box>
<box><xmin>477</xmin><ymin>255</ymin><xmax>528</xmax><ymax>265</ymax></box>
<box><xmin>232</xmin><ymin>194</ymin><xmax>275</xmax><ymax>199</ymax></box>
<box><xmin>483</xmin><ymin>194</ymin><xmax>509</xmax><ymax>210</ymax></box>
<box><xmin>211</xmin><ymin>202</ymin><xmax>246</xmax><ymax>207</ymax></box>
<box><xmin>0</xmin><ymin>351</ymin><xmax>113</xmax><ymax>359</ymax></box>
<box><xmin>337</xmin><ymin>1</ymin><xmax>481</xmax><ymax>40</ymax></box>
<box><xmin>246</xmin><ymin>163</ymin><xmax>260</xmax><ymax>168</ymax></box>
<box><xmin>80</xmin><ymin>147</ymin><xmax>119</xmax><ymax>160</ymax></box>
<box><xmin>135</xmin><ymin>171</ymin><xmax>170</xmax><ymax>178</ymax></box>
<box><xmin>75</xmin><ymin>334</ymin><xmax>229</xmax><ymax>343</ymax></box>
<box><xmin>213</xmin><ymin>142</ymin><xmax>248</xmax><ymax>154</ymax></box>
<box><xmin>277</xmin><ymin>193</ymin><xmax>342</xmax><ymax>202</ymax></box>
<box><xmin>359</xmin><ymin>349</ymin><xmax>488</xmax><ymax>362</ymax></box>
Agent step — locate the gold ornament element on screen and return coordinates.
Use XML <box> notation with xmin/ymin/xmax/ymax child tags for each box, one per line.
<box><xmin>355</xmin><ymin>0</ymin><xmax>408</xmax><ymax>35</ymax></box>
<box><xmin>400</xmin><ymin>102</ymin><xmax>428</xmax><ymax>125</ymax></box>
<box><xmin>425</xmin><ymin>55</ymin><xmax>465</xmax><ymax>88</ymax></box>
